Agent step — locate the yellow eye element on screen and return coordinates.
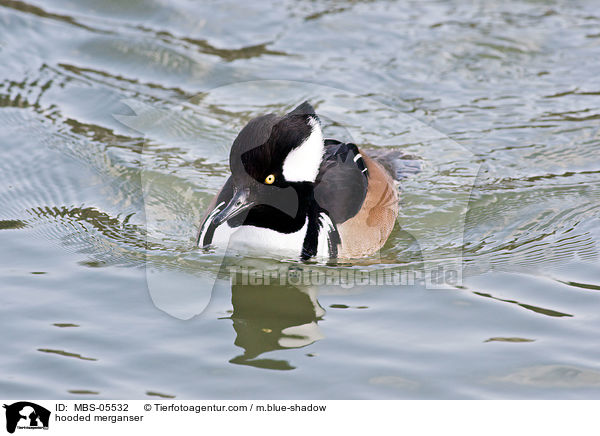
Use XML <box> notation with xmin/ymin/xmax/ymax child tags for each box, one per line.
<box><xmin>264</xmin><ymin>174</ymin><xmax>275</xmax><ymax>184</ymax></box>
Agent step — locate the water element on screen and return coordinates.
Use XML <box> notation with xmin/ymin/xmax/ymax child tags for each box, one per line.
<box><xmin>1</xmin><ymin>0</ymin><xmax>599</xmax><ymax>399</ymax></box>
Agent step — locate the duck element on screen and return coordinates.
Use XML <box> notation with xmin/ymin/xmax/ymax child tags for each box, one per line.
<box><xmin>197</xmin><ymin>101</ymin><xmax>399</xmax><ymax>260</ymax></box>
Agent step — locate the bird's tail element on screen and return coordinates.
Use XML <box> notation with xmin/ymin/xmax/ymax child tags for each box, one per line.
<box><xmin>364</xmin><ymin>148</ymin><xmax>422</xmax><ymax>182</ymax></box>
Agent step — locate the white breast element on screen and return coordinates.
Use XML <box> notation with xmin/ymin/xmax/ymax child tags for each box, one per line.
<box><xmin>211</xmin><ymin>217</ymin><xmax>332</xmax><ymax>259</ymax></box>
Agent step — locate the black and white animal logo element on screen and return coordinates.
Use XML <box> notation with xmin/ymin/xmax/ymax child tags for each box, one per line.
<box><xmin>3</xmin><ymin>402</ymin><xmax>50</xmax><ymax>434</ymax></box>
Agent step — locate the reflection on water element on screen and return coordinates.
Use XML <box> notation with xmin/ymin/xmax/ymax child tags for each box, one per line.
<box><xmin>0</xmin><ymin>219</ymin><xmax>26</xmax><ymax>230</ymax></box>
<box><xmin>473</xmin><ymin>291</ymin><xmax>573</xmax><ymax>318</ymax></box>
<box><xmin>68</xmin><ymin>389</ymin><xmax>99</xmax><ymax>395</ymax></box>
<box><xmin>491</xmin><ymin>365</ymin><xmax>600</xmax><ymax>388</ymax></box>
<box><xmin>484</xmin><ymin>337</ymin><xmax>534</xmax><ymax>343</ymax></box>
<box><xmin>228</xmin><ymin>275</ymin><xmax>324</xmax><ymax>370</ymax></box>
<box><xmin>37</xmin><ymin>348</ymin><xmax>97</xmax><ymax>361</ymax></box>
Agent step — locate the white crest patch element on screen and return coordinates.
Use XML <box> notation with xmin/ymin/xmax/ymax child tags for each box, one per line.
<box><xmin>282</xmin><ymin>117</ymin><xmax>324</xmax><ymax>183</ymax></box>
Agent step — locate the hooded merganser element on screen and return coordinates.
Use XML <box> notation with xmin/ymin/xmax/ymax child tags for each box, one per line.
<box><xmin>197</xmin><ymin>101</ymin><xmax>398</xmax><ymax>260</ymax></box>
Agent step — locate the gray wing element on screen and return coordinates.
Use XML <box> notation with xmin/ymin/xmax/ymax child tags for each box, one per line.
<box><xmin>314</xmin><ymin>140</ymin><xmax>368</xmax><ymax>224</ymax></box>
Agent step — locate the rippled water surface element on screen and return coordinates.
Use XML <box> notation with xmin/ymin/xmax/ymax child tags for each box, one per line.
<box><xmin>1</xmin><ymin>0</ymin><xmax>600</xmax><ymax>399</ymax></box>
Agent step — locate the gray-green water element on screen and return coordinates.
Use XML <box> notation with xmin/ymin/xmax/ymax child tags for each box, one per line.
<box><xmin>1</xmin><ymin>0</ymin><xmax>600</xmax><ymax>399</ymax></box>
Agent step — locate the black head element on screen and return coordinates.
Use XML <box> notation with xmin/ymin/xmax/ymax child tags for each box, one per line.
<box><xmin>208</xmin><ymin>102</ymin><xmax>325</xmax><ymax>229</ymax></box>
<box><xmin>230</xmin><ymin>101</ymin><xmax>324</xmax><ymax>188</ymax></box>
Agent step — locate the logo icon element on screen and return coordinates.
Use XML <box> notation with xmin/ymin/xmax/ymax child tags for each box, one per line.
<box><xmin>3</xmin><ymin>402</ymin><xmax>50</xmax><ymax>434</ymax></box>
